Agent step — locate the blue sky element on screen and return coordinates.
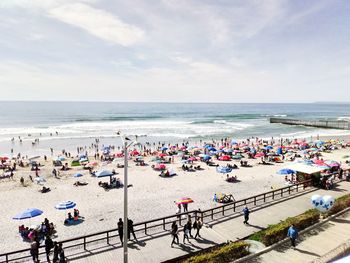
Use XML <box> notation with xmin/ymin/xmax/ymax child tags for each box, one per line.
<box><xmin>0</xmin><ymin>0</ymin><xmax>349</xmax><ymax>102</ymax></box>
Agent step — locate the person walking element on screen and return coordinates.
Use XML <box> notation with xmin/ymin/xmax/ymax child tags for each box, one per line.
<box><xmin>243</xmin><ymin>206</ymin><xmax>250</xmax><ymax>225</ymax></box>
<box><xmin>128</xmin><ymin>219</ymin><xmax>137</xmax><ymax>241</ymax></box>
<box><xmin>53</xmin><ymin>242</ymin><xmax>59</xmax><ymax>263</ymax></box>
<box><xmin>194</xmin><ymin>217</ymin><xmax>202</xmax><ymax>239</ymax></box>
<box><xmin>58</xmin><ymin>243</ymin><xmax>65</xmax><ymax>263</ymax></box>
<box><xmin>170</xmin><ymin>221</ymin><xmax>179</xmax><ymax>247</ymax></box>
<box><xmin>186</xmin><ymin>217</ymin><xmax>193</xmax><ymax>238</ymax></box>
<box><xmin>287</xmin><ymin>224</ymin><xmax>298</xmax><ymax>249</ymax></box>
<box><xmin>30</xmin><ymin>240</ymin><xmax>39</xmax><ymax>263</ymax></box>
<box><xmin>117</xmin><ymin>218</ymin><xmax>123</xmax><ymax>245</ymax></box>
<box><xmin>45</xmin><ymin>235</ymin><xmax>54</xmax><ymax>262</ymax></box>
<box><xmin>183</xmin><ymin>223</ymin><xmax>190</xmax><ymax>244</ymax></box>
<box><xmin>183</xmin><ymin>203</ymin><xmax>188</xmax><ymax>212</ymax></box>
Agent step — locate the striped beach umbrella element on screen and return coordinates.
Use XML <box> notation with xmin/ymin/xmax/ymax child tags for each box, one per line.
<box><xmin>55</xmin><ymin>201</ymin><xmax>76</xmax><ymax>210</ymax></box>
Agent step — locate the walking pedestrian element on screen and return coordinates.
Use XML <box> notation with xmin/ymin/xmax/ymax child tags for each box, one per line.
<box><xmin>45</xmin><ymin>235</ymin><xmax>54</xmax><ymax>262</ymax></box>
<box><xmin>53</xmin><ymin>242</ymin><xmax>59</xmax><ymax>263</ymax></box>
<box><xmin>194</xmin><ymin>217</ymin><xmax>202</xmax><ymax>239</ymax></box>
<box><xmin>58</xmin><ymin>243</ymin><xmax>65</xmax><ymax>263</ymax></box>
<box><xmin>183</xmin><ymin>223</ymin><xmax>190</xmax><ymax>244</ymax></box>
<box><xmin>118</xmin><ymin>218</ymin><xmax>123</xmax><ymax>245</ymax></box>
<box><xmin>243</xmin><ymin>206</ymin><xmax>250</xmax><ymax>225</ymax></box>
<box><xmin>183</xmin><ymin>203</ymin><xmax>188</xmax><ymax>212</ymax></box>
<box><xmin>127</xmin><ymin>219</ymin><xmax>137</xmax><ymax>241</ymax></box>
<box><xmin>30</xmin><ymin>240</ymin><xmax>39</xmax><ymax>263</ymax></box>
<box><xmin>287</xmin><ymin>224</ymin><xmax>298</xmax><ymax>249</ymax></box>
<box><xmin>186</xmin><ymin>217</ymin><xmax>193</xmax><ymax>238</ymax></box>
<box><xmin>170</xmin><ymin>221</ymin><xmax>179</xmax><ymax>247</ymax></box>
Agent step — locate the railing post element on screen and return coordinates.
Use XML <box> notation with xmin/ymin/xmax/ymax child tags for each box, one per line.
<box><xmin>6</xmin><ymin>254</ymin><xmax>8</xmax><ymax>263</ymax></box>
<box><xmin>233</xmin><ymin>202</ymin><xmax>236</xmax><ymax>212</ymax></box>
<box><xmin>179</xmin><ymin>215</ymin><xmax>182</xmax><ymax>226</ymax></box>
<box><xmin>272</xmin><ymin>191</ymin><xmax>275</xmax><ymax>200</ymax></box>
<box><xmin>83</xmin><ymin>237</ymin><xmax>86</xmax><ymax>250</ymax></box>
<box><xmin>222</xmin><ymin>206</ymin><xmax>224</xmax><ymax>216</ymax></box>
<box><xmin>288</xmin><ymin>186</ymin><xmax>291</xmax><ymax>195</ymax></box>
<box><xmin>281</xmin><ymin>189</ymin><xmax>283</xmax><ymax>197</ymax></box>
<box><xmin>244</xmin><ymin>199</ymin><xmax>247</xmax><ymax>205</ymax></box>
<box><xmin>145</xmin><ymin>223</ymin><xmax>147</xmax><ymax>235</ymax></box>
<box><xmin>107</xmin><ymin>232</ymin><xmax>109</xmax><ymax>245</ymax></box>
<box><xmin>263</xmin><ymin>193</ymin><xmax>266</xmax><ymax>203</ymax></box>
<box><xmin>163</xmin><ymin>218</ymin><xmax>166</xmax><ymax>230</ymax></box>
<box><xmin>254</xmin><ymin>196</ymin><xmax>256</xmax><ymax>205</ymax></box>
<box><xmin>211</xmin><ymin>209</ymin><xmax>214</xmax><ymax>219</ymax></box>
<box><xmin>296</xmin><ymin>184</ymin><xmax>299</xmax><ymax>192</ymax></box>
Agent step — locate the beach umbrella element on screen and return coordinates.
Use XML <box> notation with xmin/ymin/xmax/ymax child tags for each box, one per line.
<box><xmin>216</xmin><ymin>166</ymin><xmax>233</xmax><ymax>174</ymax></box>
<box><xmin>219</xmin><ymin>155</ymin><xmax>231</xmax><ymax>161</ymax></box>
<box><xmin>55</xmin><ymin>201</ymin><xmax>76</xmax><ymax>210</ymax></box>
<box><xmin>176</xmin><ymin>197</ymin><xmax>194</xmax><ymax>205</ymax></box>
<box><xmin>188</xmin><ymin>157</ymin><xmax>197</xmax><ymax>161</ymax></box>
<box><xmin>231</xmin><ymin>140</ymin><xmax>238</xmax><ymax>145</ymax></box>
<box><xmin>255</xmin><ymin>152</ymin><xmax>265</xmax><ymax>158</ymax></box>
<box><xmin>160</xmin><ymin>147</ymin><xmax>168</xmax><ymax>151</ymax></box>
<box><xmin>324</xmin><ymin>160</ymin><xmax>340</xmax><ymax>167</ymax></box>
<box><xmin>277</xmin><ymin>168</ymin><xmax>295</xmax><ymax>175</ymax></box>
<box><xmin>0</xmin><ymin>156</ymin><xmax>9</xmax><ymax>161</ymax></box>
<box><xmin>264</xmin><ymin>146</ymin><xmax>273</xmax><ymax>150</ymax></box>
<box><xmin>154</xmin><ymin>163</ymin><xmax>166</xmax><ymax>170</ymax></box>
<box><xmin>158</xmin><ymin>153</ymin><xmax>167</xmax><ymax>157</ymax></box>
<box><xmin>57</xmin><ymin>156</ymin><xmax>66</xmax><ymax>161</ymax></box>
<box><xmin>232</xmin><ymin>154</ymin><xmax>243</xmax><ymax>159</ymax></box>
<box><xmin>34</xmin><ymin>177</ymin><xmax>46</xmax><ymax>184</ymax></box>
<box><xmin>130</xmin><ymin>150</ymin><xmax>140</xmax><ymax>156</ymax></box>
<box><xmin>74</xmin><ymin>173</ymin><xmax>83</xmax><ymax>178</ymax></box>
<box><xmin>85</xmin><ymin>161</ymin><xmax>98</xmax><ymax>167</ymax></box>
<box><xmin>95</xmin><ymin>170</ymin><xmax>114</xmax><ymax>177</ymax></box>
<box><xmin>13</xmin><ymin>208</ymin><xmax>43</xmax><ymax>220</ymax></box>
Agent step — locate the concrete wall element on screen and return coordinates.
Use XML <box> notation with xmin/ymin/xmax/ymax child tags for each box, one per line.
<box><xmin>270</xmin><ymin>118</ymin><xmax>350</xmax><ymax>130</ymax></box>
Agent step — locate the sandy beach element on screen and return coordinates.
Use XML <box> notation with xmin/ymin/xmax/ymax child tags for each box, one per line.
<box><xmin>1</xmin><ymin>136</ymin><xmax>349</xmax><ymax>253</ymax></box>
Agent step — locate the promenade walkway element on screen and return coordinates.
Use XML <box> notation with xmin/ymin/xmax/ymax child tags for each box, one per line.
<box><xmin>245</xmin><ymin>210</ymin><xmax>350</xmax><ymax>263</ymax></box>
<box><xmin>65</xmin><ymin>181</ymin><xmax>350</xmax><ymax>263</ymax></box>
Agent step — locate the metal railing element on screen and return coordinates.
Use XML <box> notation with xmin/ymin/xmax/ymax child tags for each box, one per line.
<box><xmin>0</xmin><ymin>179</ymin><xmax>313</xmax><ymax>262</ymax></box>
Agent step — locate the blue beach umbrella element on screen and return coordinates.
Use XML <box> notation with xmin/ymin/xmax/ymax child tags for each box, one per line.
<box><xmin>265</xmin><ymin>146</ymin><xmax>273</xmax><ymax>150</ymax></box>
<box><xmin>160</xmin><ymin>147</ymin><xmax>168</xmax><ymax>151</ymax></box>
<box><xmin>13</xmin><ymin>208</ymin><xmax>43</xmax><ymax>220</ymax></box>
<box><xmin>231</xmin><ymin>140</ymin><xmax>238</xmax><ymax>145</ymax></box>
<box><xmin>74</xmin><ymin>173</ymin><xmax>83</xmax><ymax>178</ymax></box>
<box><xmin>277</xmin><ymin>168</ymin><xmax>295</xmax><ymax>175</ymax></box>
<box><xmin>216</xmin><ymin>166</ymin><xmax>233</xmax><ymax>174</ymax></box>
<box><xmin>55</xmin><ymin>201</ymin><xmax>76</xmax><ymax>210</ymax></box>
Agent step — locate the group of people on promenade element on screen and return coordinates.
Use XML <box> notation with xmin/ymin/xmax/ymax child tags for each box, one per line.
<box><xmin>30</xmin><ymin>237</ymin><xmax>66</xmax><ymax>263</ymax></box>
<box><xmin>171</xmin><ymin>216</ymin><xmax>203</xmax><ymax>247</ymax></box>
<box><xmin>117</xmin><ymin>218</ymin><xmax>137</xmax><ymax>245</ymax></box>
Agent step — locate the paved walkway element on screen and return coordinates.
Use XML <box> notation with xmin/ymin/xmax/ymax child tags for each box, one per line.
<box><xmin>245</xmin><ymin>210</ymin><xmax>350</xmax><ymax>263</ymax></box>
<box><xmin>60</xmin><ymin>181</ymin><xmax>350</xmax><ymax>263</ymax></box>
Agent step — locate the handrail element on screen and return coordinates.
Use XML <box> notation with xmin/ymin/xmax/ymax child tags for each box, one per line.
<box><xmin>0</xmin><ymin>178</ymin><xmax>315</xmax><ymax>262</ymax></box>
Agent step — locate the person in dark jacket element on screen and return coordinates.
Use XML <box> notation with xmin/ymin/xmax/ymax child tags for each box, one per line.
<box><xmin>118</xmin><ymin>218</ymin><xmax>123</xmax><ymax>245</ymax></box>
<box><xmin>243</xmin><ymin>206</ymin><xmax>250</xmax><ymax>224</ymax></box>
<box><xmin>127</xmin><ymin>219</ymin><xmax>137</xmax><ymax>241</ymax></box>
<box><xmin>170</xmin><ymin>221</ymin><xmax>179</xmax><ymax>247</ymax></box>
<box><xmin>45</xmin><ymin>235</ymin><xmax>54</xmax><ymax>262</ymax></box>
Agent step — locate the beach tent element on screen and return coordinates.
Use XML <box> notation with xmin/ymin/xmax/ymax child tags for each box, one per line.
<box><xmin>285</xmin><ymin>163</ymin><xmax>330</xmax><ymax>175</ymax></box>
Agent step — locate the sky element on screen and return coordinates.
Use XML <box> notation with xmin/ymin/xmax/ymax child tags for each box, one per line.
<box><xmin>0</xmin><ymin>0</ymin><xmax>350</xmax><ymax>103</ymax></box>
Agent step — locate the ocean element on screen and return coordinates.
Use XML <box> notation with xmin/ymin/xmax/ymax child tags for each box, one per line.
<box><xmin>0</xmin><ymin>101</ymin><xmax>350</xmax><ymax>155</ymax></box>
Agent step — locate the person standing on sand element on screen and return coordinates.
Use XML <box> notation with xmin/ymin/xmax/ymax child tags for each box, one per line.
<box><xmin>243</xmin><ymin>206</ymin><xmax>250</xmax><ymax>225</ymax></box>
<box><xmin>287</xmin><ymin>224</ymin><xmax>298</xmax><ymax>249</ymax></box>
<box><xmin>118</xmin><ymin>218</ymin><xmax>123</xmax><ymax>245</ymax></box>
<box><xmin>183</xmin><ymin>203</ymin><xmax>188</xmax><ymax>212</ymax></box>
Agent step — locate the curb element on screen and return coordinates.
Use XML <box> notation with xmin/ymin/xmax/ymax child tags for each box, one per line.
<box><xmin>233</xmin><ymin>207</ymin><xmax>350</xmax><ymax>263</ymax></box>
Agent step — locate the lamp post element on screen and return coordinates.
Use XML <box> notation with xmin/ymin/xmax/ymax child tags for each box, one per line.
<box><xmin>117</xmin><ymin>132</ymin><xmax>143</xmax><ymax>263</ymax></box>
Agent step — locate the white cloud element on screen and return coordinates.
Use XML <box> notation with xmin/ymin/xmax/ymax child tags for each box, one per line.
<box><xmin>48</xmin><ymin>3</ymin><xmax>144</xmax><ymax>46</ymax></box>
